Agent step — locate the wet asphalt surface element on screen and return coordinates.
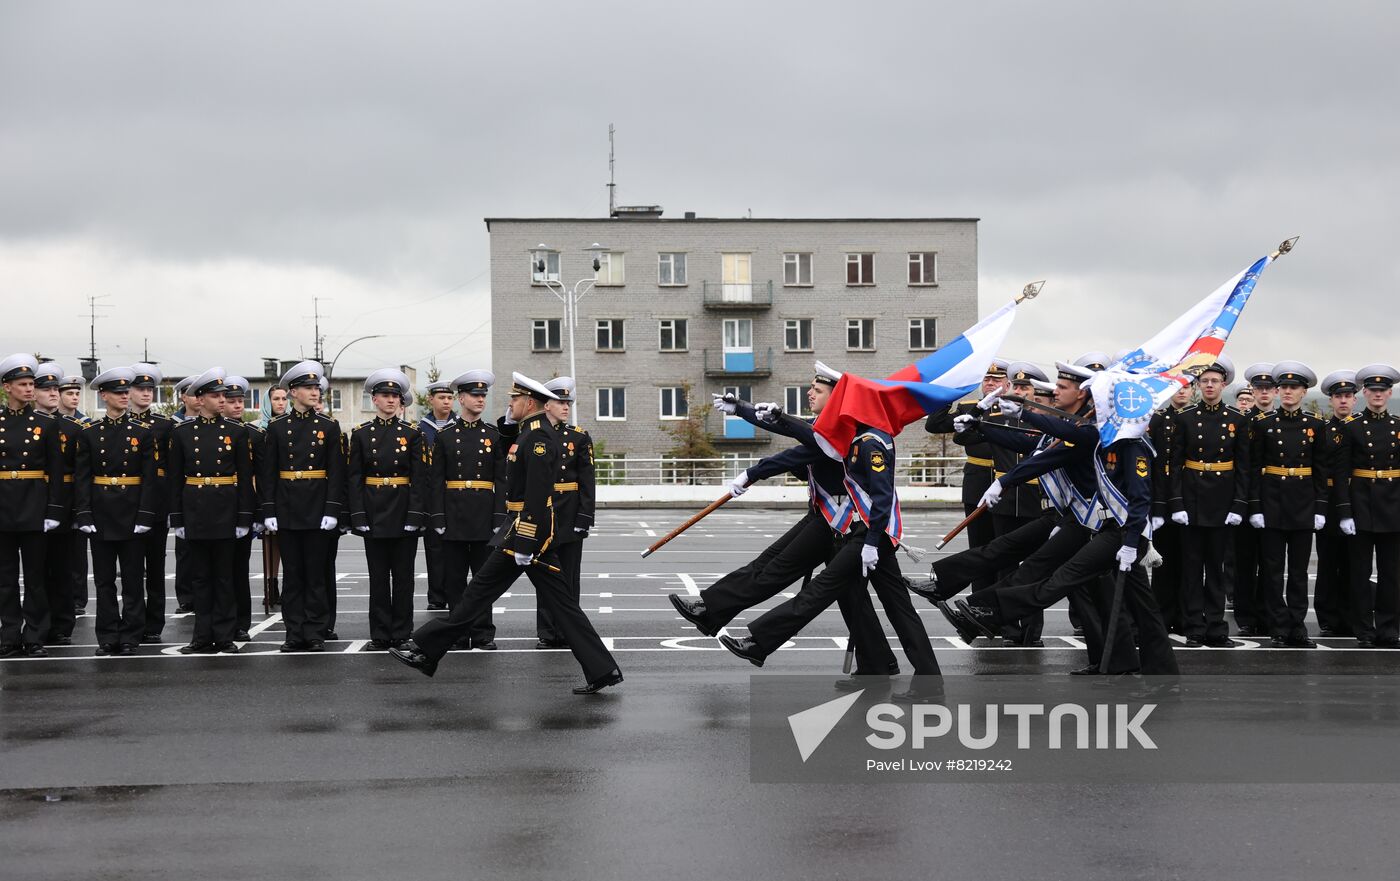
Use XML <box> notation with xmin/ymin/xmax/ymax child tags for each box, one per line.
<box><xmin>4</xmin><ymin>508</ymin><xmax>1399</xmax><ymax>881</ymax></box>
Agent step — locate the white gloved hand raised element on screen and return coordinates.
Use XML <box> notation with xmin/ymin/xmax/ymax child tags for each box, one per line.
<box><xmin>978</xmin><ymin>480</ymin><xmax>1003</xmax><ymax>509</ymax></box>
<box><xmin>976</xmin><ymin>388</ymin><xmax>1005</xmax><ymax>411</ymax></box>
<box><xmin>234</xmin><ymin>527</ymin><xmax>248</xmax><ymax>539</ymax></box>
<box><xmin>502</xmin><ymin>403</ymin><xmax>517</xmax><ymax>426</ymax></box>
<box><xmin>1150</xmin><ymin>516</ymin><xmax>1165</xmax><ymax>531</ymax></box>
<box><xmin>995</xmin><ymin>397</ymin><xmax>1022</xmax><ymax>418</ymax></box>
<box><xmin>1225</xmin><ymin>512</ymin><xmax>1243</xmax><ymax>527</ymax></box>
<box><xmin>320</xmin><ymin>516</ymin><xmax>338</xmax><ymax>531</ymax></box>
<box><xmin>264</xmin><ymin>517</ymin><xmax>278</xmax><ymax>533</ymax></box>
<box><xmin>1313</xmin><ymin>514</ymin><xmax>1326</xmax><ymax>531</ymax></box>
<box><xmin>514</xmin><ymin>553</ymin><xmax>533</xmax><ymax>567</ymax></box>
<box><xmin>952</xmin><ymin>413</ymin><xmax>977</xmax><ymax>433</ymax></box>
<box><xmin>1249</xmin><ymin>514</ymin><xmax>1265</xmax><ymax>529</ymax></box>
<box><xmin>78</xmin><ymin>524</ymin><xmax>96</xmax><ymax>534</ymax></box>
<box><xmin>860</xmin><ymin>543</ymin><xmax>880</xmax><ymax>576</ymax></box>
<box><xmin>1116</xmin><ymin>545</ymin><xmax>1138</xmax><ymax>571</ymax></box>
<box><xmin>1341</xmin><ymin>518</ymin><xmax>1356</xmax><ymax>536</ymax></box>
<box><xmin>1171</xmin><ymin>511</ymin><xmax>1190</xmax><ymax>526</ymax></box>
<box><xmin>711</xmin><ymin>393</ymin><xmax>739</xmax><ymax>416</ymax></box>
<box><xmin>728</xmin><ymin>470</ymin><xmax>750</xmax><ymax>497</ymax></box>
<box><xmin>754</xmin><ymin>402</ymin><xmax>782</xmax><ymax>422</ymax></box>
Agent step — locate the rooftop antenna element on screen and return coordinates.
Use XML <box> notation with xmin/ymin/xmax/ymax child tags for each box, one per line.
<box><xmin>78</xmin><ymin>295</ymin><xmax>110</xmax><ymax>380</ymax></box>
<box><xmin>607</xmin><ymin>123</ymin><xmax>617</xmax><ymax>217</ymax></box>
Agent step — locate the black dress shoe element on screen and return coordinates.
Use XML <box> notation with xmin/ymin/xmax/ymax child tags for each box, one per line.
<box><xmin>22</xmin><ymin>644</ymin><xmax>49</xmax><ymax>657</ymax></box>
<box><xmin>323</xmin><ymin>631</ymin><xmax>338</xmax><ymax>641</ymax></box>
<box><xmin>93</xmin><ymin>644</ymin><xmax>114</xmax><ymax>657</ymax></box>
<box><xmin>1269</xmin><ymin>636</ymin><xmax>1287</xmax><ymax>648</ymax></box>
<box><xmin>368</xmin><ymin>639</ymin><xmax>391</xmax><ymax>650</ymax></box>
<box><xmin>902</xmin><ymin>574</ymin><xmax>944</xmax><ymax>603</ymax></box>
<box><xmin>1318</xmin><ymin>627</ymin><xmax>1337</xmax><ymax>637</ymax></box>
<box><xmin>1357</xmin><ymin>638</ymin><xmax>1376</xmax><ymax>648</ymax></box>
<box><xmin>535</xmin><ymin>638</ymin><xmax>569</xmax><ymax>649</ymax></box>
<box><xmin>1236</xmin><ymin>626</ymin><xmax>1259</xmax><ymax>637</ymax></box>
<box><xmin>572</xmin><ymin>670</ymin><xmax>624</xmax><ymax>694</ymax></box>
<box><xmin>472</xmin><ymin>639</ymin><xmax>498</xmax><ymax>650</ymax></box>
<box><xmin>1204</xmin><ymin>637</ymin><xmax>1243</xmax><ymax>648</ymax></box>
<box><xmin>1375</xmin><ymin>638</ymin><xmax>1400</xmax><ymax>649</ymax></box>
<box><xmin>1072</xmin><ymin>627</ymin><xmax>1085</xmax><ymax>637</ymax></box>
<box><xmin>1286</xmin><ymin>636</ymin><xmax>1317</xmax><ymax>648</ymax></box>
<box><xmin>0</xmin><ymin>644</ymin><xmax>20</xmax><ymax>658</ymax></box>
<box><xmin>176</xmin><ymin>604</ymin><xmax>194</xmax><ymax>613</ymax></box>
<box><xmin>954</xmin><ymin>600</ymin><xmax>1000</xmax><ymax>640</ymax></box>
<box><xmin>279</xmin><ymin>641</ymin><xmax>306</xmax><ymax>653</ymax></box>
<box><xmin>46</xmin><ymin>634</ymin><xmax>72</xmax><ymax>646</ymax></box>
<box><xmin>1184</xmin><ymin>636</ymin><xmax>1204</xmax><ymax>647</ymax></box>
<box><xmin>935</xmin><ymin>600</ymin><xmax>980</xmax><ymax>644</ymax></box>
<box><xmin>217</xmin><ymin>642</ymin><xmax>240</xmax><ymax>654</ymax></box>
<box><xmin>389</xmin><ymin>641</ymin><xmax>438</xmax><ymax>677</ymax></box>
<box><xmin>1070</xmin><ymin>664</ymin><xmax>1101</xmax><ymax>675</ymax></box>
<box><xmin>143</xmin><ymin>633</ymin><xmax>163</xmax><ymax>644</ymax></box>
<box><xmin>668</xmin><ymin>593</ymin><xmax>717</xmax><ymax>637</ymax></box>
<box><xmin>234</xmin><ymin>630</ymin><xmax>251</xmax><ymax>642</ymax></box>
<box><xmin>305</xmin><ymin>640</ymin><xmax>325</xmax><ymax>652</ymax></box>
<box><xmin>115</xmin><ymin>644</ymin><xmax>136</xmax><ymax>656</ymax></box>
<box><xmin>426</xmin><ymin>602</ymin><xmax>447</xmax><ymax>611</ymax></box>
<box><xmin>718</xmin><ymin>635</ymin><xmax>765</xmax><ymax>667</ymax></box>
<box><xmin>178</xmin><ymin>642</ymin><xmax>217</xmax><ymax>655</ymax></box>
<box><xmin>890</xmin><ymin>685</ymin><xmax>946</xmax><ymax>705</ymax></box>
<box><xmin>833</xmin><ymin>674</ymin><xmax>892</xmax><ymax>692</ymax></box>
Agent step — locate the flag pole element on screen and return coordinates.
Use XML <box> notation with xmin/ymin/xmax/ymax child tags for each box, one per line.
<box><xmin>640</xmin><ymin>493</ymin><xmax>733</xmax><ymax>558</ymax></box>
<box><xmin>935</xmin><ymin>504</ymin><xmax>988</xmax><ymax>550</ymax></box>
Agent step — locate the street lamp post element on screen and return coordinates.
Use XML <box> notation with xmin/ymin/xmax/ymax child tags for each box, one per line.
<box><xmin>531</xmin><ymin>243</ymin><xmax>608</xmax><ymax>386</ymax></box>
<box><xmin>324</xmin><ymin>334</ymin><xmax>387</xmax><ymax>415</ymax></box>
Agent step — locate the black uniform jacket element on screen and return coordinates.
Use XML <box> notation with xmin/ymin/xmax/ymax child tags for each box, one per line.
<box><xmin>347</xmin><ymin>415</ymin><xmax>429</xmax><ymax>536</ymax></box>
<box><xmin>429</xmin><ymin>416</ymin><xmax>508</xmax><ymax>542</ymax></box>
<box><xmin>259</xmin><ymin>408</ymin><xmax>346</xmax><ymax>530</ymax></box>
<box><xmin>1334</xmin><ymin>408</ymin><xmax>1400</xmax><ymax>532</ymax></box>
<box><xmin>168</xmin><ymin>415</ymin><xmax>255</xmax><ymax>539</ymax></box>
<box><xmin>1249</xmin><ymin>407</ymin><xmax>1328</xmax><ymax>530</ymax></box>
<box><xmin>1167</xmin><ymin>401</ymin><xmax>1251</xmax><ymax>524</ymax></box>
<box><xmin>74</xmin><ymin>414</ymin><xmax>158</xmax><ymax>539</ymax></box>
<box><xmin>0</xmin><ymin>404</ymin><xmax>65</xmax><ymax>531</ymax></box>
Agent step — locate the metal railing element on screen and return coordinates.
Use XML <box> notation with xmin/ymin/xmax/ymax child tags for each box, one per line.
<box><xmin>593</xmin><ymin>455</ymin><xmax>969</xmax><ymax>487</ymax></box>
<box><xmin>702</xmin><ymin>347</ymin><xmax>774</xmax><ymax>377</ymax></box>
<box><xmin>701</xmin><ymin>280</ymin><xmax>774</xmax><ymax>308</ymax></box>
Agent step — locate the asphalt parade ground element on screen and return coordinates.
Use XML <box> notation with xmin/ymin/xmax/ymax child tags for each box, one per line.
<box><xmin>4</xmin><ymin>508</ymin><xmax>1399</xmax><ymax>881</ymax></box>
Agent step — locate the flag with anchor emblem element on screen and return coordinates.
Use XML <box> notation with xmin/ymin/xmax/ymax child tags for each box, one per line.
<box><xmin>1085</xmin><ymin>251</ymin><xmax>1281</xmax><ymax>447</ymax></box>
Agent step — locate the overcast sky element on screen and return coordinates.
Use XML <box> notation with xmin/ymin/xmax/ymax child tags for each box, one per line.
<box><xmin>2</xmin><ymin>0</ymin><xmax>1397</xmax><ymax>382</ymax></box>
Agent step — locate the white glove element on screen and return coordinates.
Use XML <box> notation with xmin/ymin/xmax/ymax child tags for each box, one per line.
<box><xmin>711</xmin><ymin>393</ymin><xmax>739</xmax><ymax>416</ymax></box>
<box><xmin>728</xmin><ymin>470</ymin><xmax>750</xmax><ymax>497</ymax></box>
<box><xmin>235</xmin><ymin>527</ymin><xmax>248</xmax><ymax>539</ymax></box>
<box><xmin>1049</xmin><ymin>526</ymin><xmax>1061</xmax><ymax>540</ymax></box>
<box><xmin>78</xmin><ymin>523</ymin><xmax>96</xmax><ymax>534</ymax></box>
<box><xmin>406</xmin><ymin>525</ymin><xmax>423</xmax><ymax>533</ymax></box>
<box><xmin>1225</xmin><ymin>512</ymin><xmax>1243</xmax><ymax>527</ymax></box>
<box><xmin>435</xmin><ymin>527</ymin><xmax>446</xmax><ymax>535</ymax></box>
<box><xmin>320</xmin><ymin>516</ymin><xmax>338</xmax><ymax>531</ymax></box>
<box><xmin>253</xmin><ymin>522</ymin><xmax>265</xmax><ymax>536</ymax></box>
<box><xmin>1150</xmin><ymin>516</ymin><xmax>1165</xmax><ymax>531</ymax></box>
<box><xmin>1314</xmin><ymin>515</ymin><xmax>1326</xmax><ymax>531</ymax></box>
<box><xmin>264</xmin><ymin>516</ymin><xmax>278</xmax><ymax>533</ymax></box>
<box><xmin>1171</xmin><ymin>511</ymin><xmax>1189</xmax><ymax>526</ymax></box>
<box><xmin>172</xmin><ymin>527</ymin><xmax>186</xmax><ymax>540</ymax></box>
<box><xmin>514</xmin><ymin>553</ymin><xmax>533</xmax><ymax>567</ymax></box>
<box><xmin>1116</xmin><ymin>545</ymin><xmax>1138</xmax><ymax>571</ymax></box>
<box><xmin>952</xmin><ymin>413</ymin><xmax>976</xmax><ymax>433</ymax></box>
<box><xmin>1142</xmin><ymin>542</ymin><xmax>1164</xmax><ymax>569</ymax></box>
<box><xmin>1341</xmin><ymin>518</ymin><xmax>1356</xmax><ymax>536</ymax></box>
<box><xmin>978</xmin><ymin>480</ymin><xmax>1003</xmax><ymax>509</ymax></box>
<box><xmin>574</xmin><ymin>527</ymin><xmax>588</xmax><ymax>533</ymax></box>
<box><xmin>996</xmin><ymin>397</ymin><xmax>1022</xmax><ymax>418</ymax></box>
<box><xmin>754</xmin><ymin>402</ymin><xmax>781</xmax><ymax>422</ymax></box>
<box><xmin>43</xmin><ymin>519</ymin><xmax>60</xmax><ymax>533</ymax></box>
<box><xmin>1249</xmin><ymin>514</ymin><xmax>1265</xmax><ymax>529</ymax></box>
<box><xmin>860</xmin><ymin>543</ymin><xmax>880</xmax><ymax>576</ymax></box>
<box><xmin>503</xmin><ymin>403</ymin><xmax>517</xmax><ymax>426</ymax></box>
<box><xmin>134</xmin><ymin>524</ymin><xmax>151</xmax><ymax>535</ymax></box>
<box><xmin>356</xmin><ymin>525</ymin><xmax>370</xmax><ymax>533</ymax></box>
<box><xmin>976</xmin><ymin>388</ymin><xmax>1005</xmax><ymax>411</ymax></box>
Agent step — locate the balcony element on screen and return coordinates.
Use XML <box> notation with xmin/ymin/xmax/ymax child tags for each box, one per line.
<box><xmin>706</xmin><ymin>413</ymin><xmax>773</xmax><ymax>446</ymax></box>
<box><xmin>702</xmin><ymin>347</ymin><xmax>773</xmax><ymax>379</ymax></box>
<box><xmin>702</xmin><ymin>280</ymin><xmax>773</xmax><ymax>310</ymax></box>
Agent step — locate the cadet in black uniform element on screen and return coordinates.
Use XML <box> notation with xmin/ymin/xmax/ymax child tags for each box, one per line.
<box><xmin>1167</xmin><ymin>356</ymin><xmax>1247</xmax><ymax>647</ymax></box>
<box><xmin>58</xmin><ymin>373</ymin><xmax>93</xmax><ymax>616</ymax></box>
<box><xmin>1336</xmin><ymin>364</ymin><xmax>1400</xmax><ymax>647</ymax></box>
<box><xmin>1315</xmin><ymin>370</ymin><xmax>1359</xmax><ymax>637</ymax></box>
<box><xmin>1249</xmin><ymin>361</ymin><xmax>1326</xmax><ymax>647</ymax></box>
<box><xmin>419</xmin><ymin>378</ymin><xmax>456</xmax><ymax>610</ymax></box>
<box><xmin>170</xmin><ymin>375</ymin><xmax>199</xmax><ymax>614</ymax></box>
<box><xmin>128</xmin><ymin>363</ymin><xmax>175</xmax><ymax>642</ymax></box>
<box><xmin>222</xmin><ymin>376</ymin><xmax>257</xmax><ymax>641</ymax></box>
<box><xmin>169</xmin><ymin>368</ymin><xmax>254</xmax><ymax>653</ymax></box>
<box><xmin>349</xmin><ymin>369</ymin><xmax>428</xmax><ymax>649</ymax></box>
<box><xmin>393</xmin><ymin>372</ymin><xmax>622</xmax><ymax>694</ymax></box>
<box><xmin>0</xmin><ymin>354</ymin><xmax>63</xmax><ymax>657</ymax></box>
<box><xmin>75</xmin><ymin>368</ymin><xmax>158</xmax><ymax>655</ymax></box>
<box><xmin>1231</xmin><ymin>362</ymin><xmax>1276</xmax><ymax>636</ymax></box>
<box><xmin>261</xmin><ymin>361</ymin><xmax>344</xmax><ymax>653</ymax></box>
<box><xmin>1148</xmin><ymin>381</ymin><xmax>1195</xmax><ymax>634</ymax></box>
<box><xmin>536</xmin><ymin>376</ymin><xmax>594</xmax><ymax>649</ymax></box>
<box><xmin>31</xmin><ymin>362</ymin><xmax>82</xmax><ymax>645</ymax></box>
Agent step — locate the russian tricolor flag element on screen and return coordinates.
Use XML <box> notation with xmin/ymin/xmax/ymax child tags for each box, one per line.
<box><xmin>812</xmin><ymin>301</ymin><xmax>1019</xmax><ymax>459</ymax></box>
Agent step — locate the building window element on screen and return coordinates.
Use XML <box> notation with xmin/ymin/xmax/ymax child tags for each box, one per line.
<box><xmin>908</xmin><ymin>252</ymin><xmax>938</xmax><ymax>285</ymax></box>
<box><xmin>360</xmin><ymin>389</ymin><xmax>374</xmax><ymax>411</ymax></box>
<box><xmin>249</xmin><ymin>388</ymin><xmax>262</xmax><ymax>410</ymax></box>
<box><xmin>660</xmin><ymin>386</ymin><xmax>688</xmax><ymax>420</ymax></box>
<box><xmin>596</xmin><ymin>387</ymin><xmax>626</xmax><ymax>420</ymax></box>
<box><xmin>596</xmin><ymin>319</ymin><xmax>625</xmax><ymax>351</ymax></box>
<box><xmin>658</xmin><ymin>252</ymin><xmax>687</xmax><ymax>286</ymax></box>
<box><xmin>847</xmin><ymin>318</ymin><xmax>875</xmax><ymax>351</ymax></box>
<box><xmin>722</xmin><ymin>384</ymin><xmax>753</xmax><ymax>405</ymax></box>
<box><xmin>784</xmin><ymin>318</ymin><xmax>813</xmax><ymax>352</ymax></box>
<box><xmin>329</xmin><ymin>388</ymin><xmax>343</xmax><ymax>411</ymax></box>
<box><xmin>783</xmin><ymin>252</ymin><xmax>813</xmax><ymax>286</ymax></box>
<box><xmin>846</xmin><ymin>253</ymin><xmax>875</xmax><ymax>285</ymax></box>
<box><xmin>595</xmin><ymin>252</ymin><xmax>625</xmax><ymax>286</ymax></box>
<box><xmin>532</xmin><ymin>319</ymin><xmax>562</xmax><ymax>352</ymax></box>
<box><xmin>659</xmin><ymin>318</ymin><xmax>688</xmax><ymax>352</ymax></box>
<box><xmin>784</xmin><ymin>386</ymin><xmax>814</xmax><ymax>418</ymax></box>
<box><xmin>531</xmin><ymin>250</ymin><xmax>560</xmax><ymax>284</ymax></box>
<box><xmin>908</xmin><ymin>318</ymin><xmax>937</xmax><ymax>351</ymax></box>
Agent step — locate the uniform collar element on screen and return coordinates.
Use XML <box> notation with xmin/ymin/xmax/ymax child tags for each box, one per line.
<box><xmin>291</xmin><ymin>406</ymin><xmax>315</xmax><ymax>419</ymax></box>
<box><xmin>4</xmin><ymin>402</ymin><xmax>33</xmax><ymax>415</ymax></box>
<box><xmin>198</xmin><ymin>415</ymin><xmax>221</xmax><ymax>424</ymax></box>
<box><xmin>374</xmin><ymin>415</ymin><xmax>397</xmax><ymax>426</ymax></box>
<box><xmin>104</xmin><ymin>412</ymin><xmax>127</xmax><ymax>424</ymax></box>
<box><xmin>1365</xmin><ymin>407</ymin><xmax>1390</xmax><ymax>420</ymax></box>
<box><xmin>1280</xmin><ymin>407</ymin><xmax>1303</xmax><ymax>419</ymax></box>
<box><xmin>1201</xmin><ymin>400</ymin><xmax>1223</xmax><ymax>412</ymax></box>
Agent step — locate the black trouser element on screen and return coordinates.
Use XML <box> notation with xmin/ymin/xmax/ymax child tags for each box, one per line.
<box><xmin>413</xmin><ymin>548</ymin><xmax>619</xmax><ymax>683</ymax></box>
<box><xmin>1314</xmin><ymin>528</ymin><xmax>1352</xmax><ymax>634</ymax></box>
<box><xmin>442</xmin><ymin>539</ymin><xmax>495</xmax><ymax>642</ymax></box>
<box><xmin>279</xmin><ymin>529</ymin><xmax>333</xmax><ymax>645</ymax></box>
<box><xmin>991</xmin><ymin>513</ymin><xmax>1046</xmax><ymax>644</ymax></box>
<box><xmin>747</xmin><ymin>528</ymin><xmax>941</xmax><ymax>675</ymax></box>
<box><xmin>1231</xmin><ymin>526</ymin><xmax>1264</xmax><ymax>630</ymax></box>
<box><xmin>930</xmin><ymin>513</ymin><xmax>1058</xmax><ymax>598</ymax></box>
<box><xmin>91</xmin><ymin>536</ymin><xmax>145</xmax><ymax>648</ymax></box>
<box><xmin>174</xmin><ymin>536</ymin><xmax>197</xmax><ymax>610</ymax></box>
<box><xmin>72</xmin><ymin>531</ymin><xmax>90</xmax><ymax>610</ymax></box>
<box><xmin>1180</xmin><ymin>525</ymin><xmax>1232</xmax><ymax>641</ymax></box>
<box><xmin>1092</xmin><ymin>551</ymin><xmax>1180</xmax><ymax>676</ymax></box>
<box><xmin>43</xmin><ymin>528</ymin><xmax>78</xmax><ymax>640</ymax></box>
<box><xmin>424</xmin><ymin>527</ymin><xmax>448</xmax><ymax>607</ymax></box>
<box><xmin>233</xmin><ymin>531</ymin><xmax>254</xmax><ymax>635</ymax></box>
<box><xmin>1259</xmin><ymin>528</ymin><xmax>1312</xmax><ymax>639</ymax></box>
<box><xmin>1350</xmin><ymin>531</ymin><xmax>1400</xmax><ymax>643</ymax></box>
<box><xmin>963</xmin><ymin>500</ymin><xmax>997</xmax><ymax>591</ymax></box>
<box><xmin>187</xmin><ymin>538</ymin><xmax>237</xmax><ymax>646</ymax></box>
<box><xmin>142</xmin><ymin>525</ymin><xmax>169</xmax><ymax>637</ymax></box>
<box><xmin>0</xmin><ymin>531</ymin><xmax>51</xmax><ymax>647</ymax></box>
<box><xmin>366</xmin><ymin>534</ymin><xmax>417</xmax><ymax>642</ymax></box>
<box><xmin>699</xmin><ymin>512</ymin><xmax>898</xmax><ymax>674</ymax></box>
<box><xmin>323</xmin><ymin>531</ymin><xmax>341</xmax><ymax>637</ymax></box>
<box><xmin>538</xmin><ymin>539</ymin><xmax>583</xmax><ymax>643</ymax></box>
<box><xmin>1151</xmin><ymin>520</ymin><xmax>1185</xmax><ymax>632</ymax></box>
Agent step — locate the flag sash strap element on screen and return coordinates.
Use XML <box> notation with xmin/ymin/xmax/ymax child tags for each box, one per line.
<box><xmin>842</xmin><ymin>433</ymin><xmax>903</xmax><ymax>545</ymax></box>
<box><xmin>1027</xmin><ymin>435</ymin><xmax>1106</xmax><ymax>529</ymax></box>
<box><xmin>1092</xmin><ymin>438</ymin><xmax>1155</xmax><ymax>529</ymax></box>
<box><xmin>809</xmin><ymin>466</ymin><xmax>855</xmax><ymax>533</ymax></box>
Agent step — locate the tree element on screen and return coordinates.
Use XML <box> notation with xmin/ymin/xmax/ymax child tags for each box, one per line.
<box><xmin>662</xmin><ymin>381</ymin><xmax>719</xmax><ymax>484</ymax></box>
<box><xmin>413</xmin><ymin>357</ymin><xmax>442</xmax><ymax>413</ymax></box>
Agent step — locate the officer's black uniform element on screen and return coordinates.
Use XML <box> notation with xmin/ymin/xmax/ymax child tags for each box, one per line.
<box><xmin>927</xmin><ymin>401</ymin><xmax>997</xmax><ymax>588</ymax></box>
<box><xmin>349</xmin><ymin>412</ymin><xmax>428</xmax><ymax>646</ymax></box>
<box><xmin>1231</xmin><ymin>404</ymin><xmax>1272</xmax><ymax>635</ymax></box>
<box><xmin>418</xmin><ymin>408</ymin><xmax>453</xmax><ymax>610</ymax></box>
<box><xmin>1335</xmin><ymin>373</ymin><xmax>1400</xmax><ymax>646</ymax></box>
<box><xmin>130</xmin><ymin>404</ymin><xmax>174</xmax><ymax>640</ymax></box>
<box><xmin>322</xmin><ymin>426</ymin><xmax>350</xmax><ymax>641</ymax></box>
<box><xmin>409</xmin><ymin>405</ymin><xmax>621</xmax><ymax>687</ymax></box>
<box><xmin>76</xmin><ymin>409</ymin><xmax>158</xmax><ymax>652</ymax></box>
<box><xmin>0</xmin><ymin>380</ymin><xmax>63</xmax><ymax>655</ymax></box>
<box><xmin>1250</xmin><ymin>403</ymin><xmax>1327</xmax><ymax>644</ymax></box>
<box><xmin>1315</xmin><ymin>405</ymin><xmax>1359</xmax><ymax>636</ymax></box>
<box><xmin>169</xmin><ymin>408</ymin><xmax>255</xmax><ymax>651</ymax></box>
<box><xmin>538</xmin><ymin>421</ymin><xmax>595</xmax><ymax>645</ymax></box>
<box><xmin>1168</xmin><ymin>399</ymin><xmax>1250</xmax><ymax>644</ymax></box>
<box><xmin>38</xmin><ymin>400</ymin><xmax>83</xmax><ymax>644</ymax></box>
<box><xmin>1148</xmin><ymin>401</ymin><xmax>1190</xmax><ymax>633</ymax></box>
<box><xmin>235</xmin><ymin>421</ymin><xmax>265</xmax><ymax>639</ymax></box>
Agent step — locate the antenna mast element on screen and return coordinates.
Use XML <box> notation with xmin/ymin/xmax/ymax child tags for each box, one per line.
<box><xmin>607</xmin><ymin>123</ymin><xmax>616</xmax><ymax>217</ymax></box>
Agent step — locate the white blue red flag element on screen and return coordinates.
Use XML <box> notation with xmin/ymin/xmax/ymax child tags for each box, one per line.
<box><xmin>1085</xmin><ymin>251</ymin><xmax>1280</xmax><ymax>447</ymax></box>
<box><xmin>812</xmin><ymin>300</ymin><xmax>1018</xmax><ymax>458</ymax></box>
